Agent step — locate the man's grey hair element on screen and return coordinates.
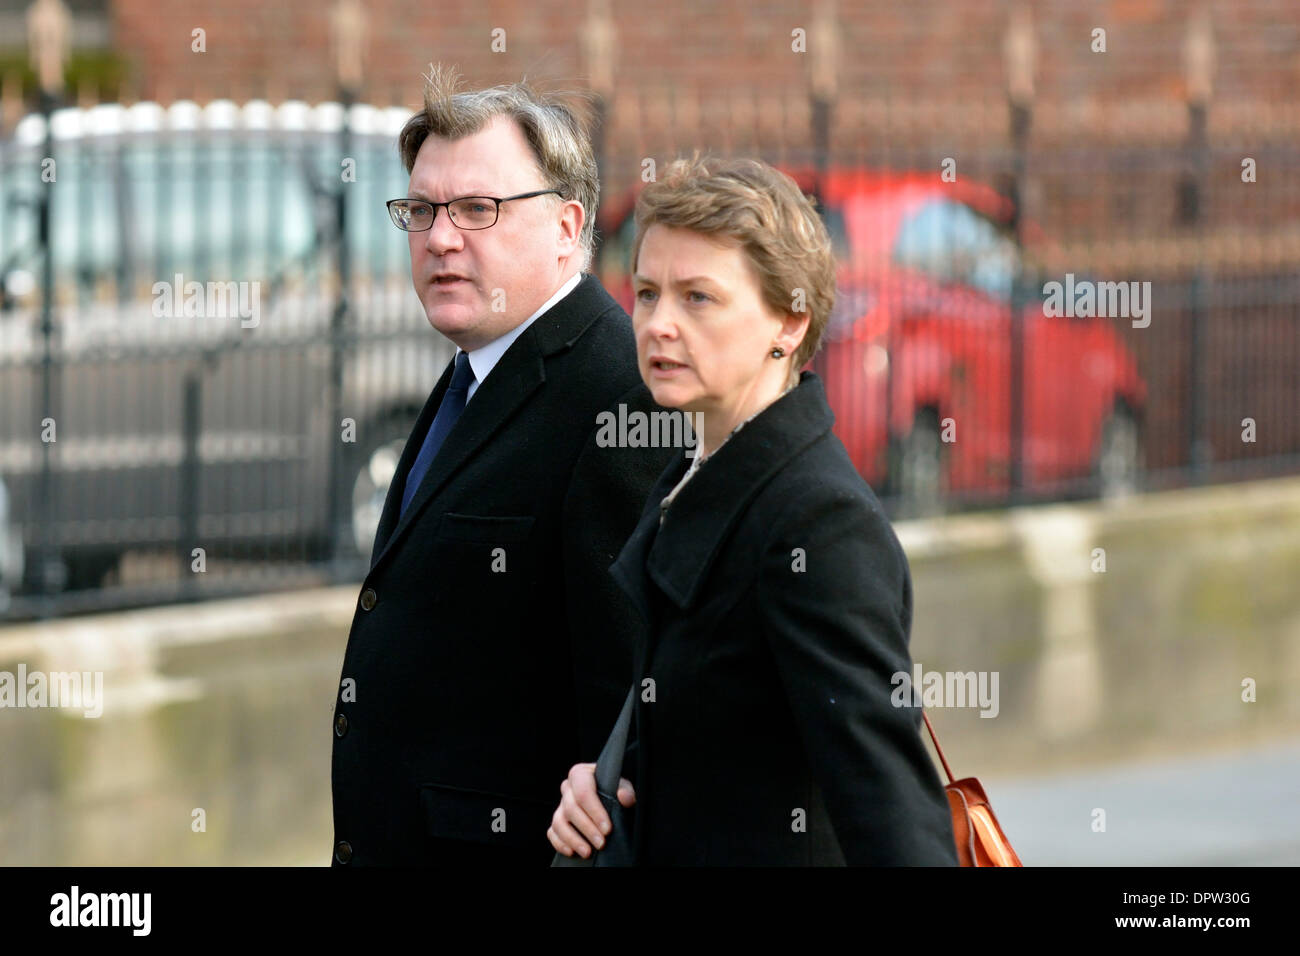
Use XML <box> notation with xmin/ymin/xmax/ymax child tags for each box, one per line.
<box><xmin>398</xmin><ymin>64</ymin><xmax>599</xmax><ymax>272</ymax></box>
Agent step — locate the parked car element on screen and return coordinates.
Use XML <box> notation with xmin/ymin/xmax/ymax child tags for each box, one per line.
<box><xmin>0</xmin><ymin>100</ymin><xmax>452</xmax><ymax>594</ymax></box>
<box><xmin>596</xmin><ymin>168</ymin><xmax>1147</xmax><ymax>514</ymax></box>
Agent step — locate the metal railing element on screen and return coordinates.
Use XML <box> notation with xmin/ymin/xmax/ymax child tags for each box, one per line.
<box><xmin>2</xmin><ymin>97</ymin><xmax>1299</xmax><ymax>619</ymax></box>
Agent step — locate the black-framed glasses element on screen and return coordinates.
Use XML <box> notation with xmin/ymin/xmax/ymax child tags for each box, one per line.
<box><xmin>386</xmin><ymin>188</ymin><xmax>566</xmax><ymax>232</ymax></box>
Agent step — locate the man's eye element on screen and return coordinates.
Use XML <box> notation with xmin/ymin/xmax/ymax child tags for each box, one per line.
<box><xmin>635</xmin><ymin>288</ymin><xmax>657</xmax><ymax>303</ymax></box>
<box><xmin>688</xmin><ymin>291</ymin><xmax>712</xmax><ymax>303</ymax></box>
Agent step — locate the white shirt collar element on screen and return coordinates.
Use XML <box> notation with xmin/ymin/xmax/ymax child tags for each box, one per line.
<box><xmin>462</xmin><ymin>271</ymin><xmax>584</xmax><ymax>402</ymax></box>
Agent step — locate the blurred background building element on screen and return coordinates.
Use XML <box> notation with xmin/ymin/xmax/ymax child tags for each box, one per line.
<box><xmin>0</xmin><ymin>0</ymin><xmax>1297</xmax><ymax>865</ymax></box>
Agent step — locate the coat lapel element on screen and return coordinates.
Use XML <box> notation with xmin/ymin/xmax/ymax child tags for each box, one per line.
<box><xmin>608</xmin><ymin>457</ymin><xmax>690</xmax><ymax>668</ymax></box>
<box><xmin>368</xmin><ymin>274</ymin><xmax>619</xmax><ymax>575</ymax></box>
<box><xmin>368</xmin><ymin>357</ymin><xmax>454</xmax><ymax>569</ymax></box>
<box><xmin>642</xmin><ymin>372</ymin><xmax>835</xmax><ymax>611</ymax></box>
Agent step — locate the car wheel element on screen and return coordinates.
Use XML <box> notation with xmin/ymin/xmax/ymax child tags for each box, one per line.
<box><xmin>348</xmin><ymin>423</ymin><xmax>412</xmax><ymax>561</ymax></box>
<box><xmin>65</xmin><ymin>550</ymin><xmax>122</xmax><ymax>590</ymax></box>
<box><xmin>1095</xmin><ymin>402</ymin><xmax>1143</xmax><ymax>501</ymax></box>
<box><xmin>892</xmin><ymin>408</ymin><xmax>945</xmax><ymax>518</ymax></box>
<box><xmin>0</xmin><ymin>479</ymin><xmax>20</xmax><ymax>603</ymax></box>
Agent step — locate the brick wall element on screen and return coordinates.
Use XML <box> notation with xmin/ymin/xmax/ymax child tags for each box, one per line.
<box><xmin>106</xmin><ymin>0</ymin><xmax>1299</xmax><ymax>125</ymax></box>
<box><xmin>100</xmin><ymin>0</ymin><xmax>1300</xmax><ymax>242</ymax></box>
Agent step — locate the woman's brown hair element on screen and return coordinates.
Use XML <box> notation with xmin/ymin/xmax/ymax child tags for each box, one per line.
<box><xmin>631</xmin><ymin>155</ymin><xmax>837</xmax><ymax>369</ymax></box>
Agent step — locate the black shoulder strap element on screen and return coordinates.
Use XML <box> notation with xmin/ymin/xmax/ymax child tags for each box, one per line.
<box><xmin>594</xmin><ymin>685</ymin><xmax>636</xmax><ymax>797</ymax></box>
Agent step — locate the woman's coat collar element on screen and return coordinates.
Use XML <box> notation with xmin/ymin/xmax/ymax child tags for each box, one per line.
<box><xmin>639</xmin><ymin>371</ymin><xmax>835</xmax><ymax>611</ymax></box>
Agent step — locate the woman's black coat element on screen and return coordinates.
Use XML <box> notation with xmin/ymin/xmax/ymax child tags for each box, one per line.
<box><xmin>609</xmin><ymin>372</ymin><xmax>959</xmax><ymax>865</ymax></box>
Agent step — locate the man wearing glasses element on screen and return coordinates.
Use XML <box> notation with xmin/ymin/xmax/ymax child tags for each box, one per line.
<box><xmin>330</xmin><ymin>65</ymin><xmax>675</xmax><ymax>866</ymax></box>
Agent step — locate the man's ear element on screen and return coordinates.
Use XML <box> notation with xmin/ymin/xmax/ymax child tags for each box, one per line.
<box><xmin>558</xmin><ymin>199</ymin><xmax>585</xmax><ymax>255</ymax></box>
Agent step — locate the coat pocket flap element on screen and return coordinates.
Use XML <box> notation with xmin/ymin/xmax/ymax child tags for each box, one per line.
<box><xmin>418</xmin><ymin>783</ymin><xmax>552</xmax><ymax>848</ymax></box>
<box><xmin>439</xmin><ymin>513</ymin><xmax>535</xmax><ymax>544</ymax></box>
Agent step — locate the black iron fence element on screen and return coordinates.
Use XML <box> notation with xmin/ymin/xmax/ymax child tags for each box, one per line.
<box><xmin>2</xmin><ymin>97</ymin><xmax>1298</xmax><ymax>619</ymax></box>
<box><xmin>596</xmin><ymin>137</ymin><xmax>1300</xmax><ymax>512</ymax></box>
<box><xmin>0</xmin><ymin>99</ymin><xmax>454</xmax><ymax>617</ymax></box>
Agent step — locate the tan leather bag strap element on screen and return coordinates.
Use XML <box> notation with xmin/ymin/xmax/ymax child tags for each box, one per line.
<box><xmin>921</xmin><ymin>708</ymin><xmax>957</xmax><ymax>785</ymax></box>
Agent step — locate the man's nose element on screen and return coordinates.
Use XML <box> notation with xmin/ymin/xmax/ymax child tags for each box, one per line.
<box><xmin>422</xmin><ymin>206</ymin><xmax>464</xmax><ymax>255</ymax></box>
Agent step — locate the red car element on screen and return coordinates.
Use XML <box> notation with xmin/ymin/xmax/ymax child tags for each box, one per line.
<box><xmin>597</xmin><ymin>168</ymin><xmax>1147</xmax><ymax>514</ymax></box>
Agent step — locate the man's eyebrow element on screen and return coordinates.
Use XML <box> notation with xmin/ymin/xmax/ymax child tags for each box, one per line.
<box><xmin>406</xmin><ymin>188</ymin><xmax>495</xmax><ymax>202</ymax></box>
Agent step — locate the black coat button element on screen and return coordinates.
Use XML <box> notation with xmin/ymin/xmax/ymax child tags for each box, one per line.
<box><xmin>334</xmin><ymin>713</ymin><xmax>348</xmax><ymax>737</ymax></box>
<box><xmin>359</xmin><ymin>588</ymin><xmax>377</xmax><ymax>610</ymax></box>
<box><xmin>334</xmin><ymin>840</ymin><xmax>352</xmax><ymax>864</ymax></box>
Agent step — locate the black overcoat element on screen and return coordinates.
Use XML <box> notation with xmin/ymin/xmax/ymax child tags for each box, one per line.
<box><xmin>609</xmin><ymin>371</ymin><xmax>959</xmax><ymax>865</ymax></box>
<box><xmin>331</xmin><ymin>274</ymin><xmax>678</xmax><ymax>865</ymax></box>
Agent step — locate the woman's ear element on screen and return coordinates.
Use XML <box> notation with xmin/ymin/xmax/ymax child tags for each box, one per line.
<box><xmin>778</xmin><ymin>310</ymin><xmax>811</xmax><ymax>357</ymax></box>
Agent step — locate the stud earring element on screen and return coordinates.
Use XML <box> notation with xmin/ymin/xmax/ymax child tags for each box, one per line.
<box><xmin>770</xmin><ymin>346</ymin><xmax>785</xmax><ymax>359</ymax></box>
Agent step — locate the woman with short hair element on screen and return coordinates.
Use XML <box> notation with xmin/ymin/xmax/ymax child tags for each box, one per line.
<box><xmin>548</xmin><ymin>156</ymin><xmax>957</xmax><ymax>865</ymax></box>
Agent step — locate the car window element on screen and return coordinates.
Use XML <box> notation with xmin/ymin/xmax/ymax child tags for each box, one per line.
<box><xmin>3</xmin><ymin>127</ymin><xmax>417</xmax><ymax>308</ymax></box>
<box><xmin>0</xmin><ymin>146</ymin><xmax>41</xmax><ymax>283</ymax></box>
<box><xmin>821</xmin><ymin>203</ymin><xmax>851</xmax><ymax>262</ymax></box>
<box><xmin>341</xmin><ymin>137</ymin><xmax>413</xmax><ymax>279</ymax></box>
<box><xmin>893</xmin><ymin>198</ymin><xmax>1018</xmax><ymax>300</ymax></box>
<box><xmin>40</xmin><ymin>143</ymin><xmax>124</xmax><ymax>285</ymax></box>
<box><xmin>122</xmin><ymin>135</ymin><xmax>316</xmax><ymax>285</ymax></box>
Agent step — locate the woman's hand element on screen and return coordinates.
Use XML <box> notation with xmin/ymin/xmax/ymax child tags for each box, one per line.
<box><xmin>547</xmin><ymin>762</ymin><xmax>636</xmax><ymax>858</ymax></box>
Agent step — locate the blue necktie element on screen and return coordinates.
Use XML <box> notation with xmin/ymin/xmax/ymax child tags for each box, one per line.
<box><xmin>400</xmin><ymin>351</ymin><xmax>475</xmax><ymax>517</ymax></box>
